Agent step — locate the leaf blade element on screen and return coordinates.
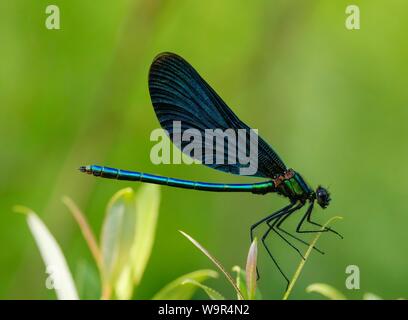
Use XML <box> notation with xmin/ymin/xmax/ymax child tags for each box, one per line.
<box><xmin>152</xmin><ymin>269</ymin><xmax>218</xmax><ymax>300</ymax></box>
<box><xmin>179</xmin><ymin>230</ymin><xmax>244</xmax><ymax>300</ymax></box>
<box><xmin>130</xmin><ymin>184</ymin><xmax>161</xmax><ymax>286</ymax></box>
<box><xmin>115</xmin><ymin>265</ymin><xmax>134</xmax><ymax>300</ymax></box>
<box><xmin>100</xmin><ymin>188</ymin><xmax>137</xmax><ymax>295</ymax></box>
<box><xmin>15</xmin><ymin>205</ymin><xmax>79</xmax><ymax>300</ymax></box>
<box><xmin>245</xmin><ymin>238</ymin><xmax>258</xmax><ymax>300</ymax></box>
<box><xmin>182</xmin><ymin>279</ymin><xmax>225</xmax><ymax>300</ymax></box>
<box><xmin>363</xmin><ymin>292</ymin><xmax>382</xmax><ymax>300</ymax></box>
<box><xmin>232</xmin><ymin>266</ymin><xmax>262</xmax><ymax>300</ymax></box>
<box><xmin>306</xmin><ymin>283</ymin><xmax>347</xmax><ymax>300</ymax></box>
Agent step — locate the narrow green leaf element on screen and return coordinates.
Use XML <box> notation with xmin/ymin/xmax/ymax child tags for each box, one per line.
<box><xmin>245</xmin><ymin>238</ymin><xmax>258</xmax><ymax>300</ymax></box>
<box><xmin>14</xmin><ymin>205</ymin><xmax>79</xmax><ymax>300</ymax></box>
<box><xmin>153</xmin><ymin>270</ymin><xmax>218</xmax><ymax>300</ymax></box>
<box><xmin>306</xmin><ymin>283</ymin><xmax>347</xmax><ymax>300</ymax></box>
<box><xmin>179</xmin><ymin>230</ymin><xmax>244</xmax><ymax>300</ymax></box>
<box><xmin>100</xmin><ymin>188</ymin><xmax>137</xmax><ymax>287</ymax></box>
<box><xmin>130</xmin><ymin>184</ymin><xmax>160</xmax><ymax>286</ymax></box>
<box><xmin>232</xmin><ymin>266</ymin><xmax>262</xmax><ymax>300</ymax></box>
<box><xmin>232</xmin><ymin>266</ymin><xmax>247</xmax><ymax>300</ymax></box>
<box><xmin>182</xmin><ymin>279</ymin><xmax>225</xmax><ymax>300</ymax></box>
<box><xmin>283</xmin><ymin>216</ymin><xmax>343</xmax><ymax>300</ymax></box>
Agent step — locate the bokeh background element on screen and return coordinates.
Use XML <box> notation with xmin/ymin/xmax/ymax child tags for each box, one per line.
<box><xmin>1</xmin><ymin>0</ymin><xmax>407</xmax><ymax>299</ymax></box>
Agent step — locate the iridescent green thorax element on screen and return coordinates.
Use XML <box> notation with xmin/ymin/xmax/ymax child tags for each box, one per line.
<box><xmin>274</xmin><ymin>169</ymin><xmax>313</xmax><ymax>200</ymax></box>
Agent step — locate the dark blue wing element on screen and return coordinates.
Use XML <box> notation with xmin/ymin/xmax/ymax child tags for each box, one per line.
<box><xmin>148</xmin><ymin>52</ymin><xmax>286</xmax><ymax>178</ymax></box>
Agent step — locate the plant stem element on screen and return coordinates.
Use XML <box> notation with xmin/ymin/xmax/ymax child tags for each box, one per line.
<box><xmin>62</xmin><ymin>196</ymin><xmax>103</xmax><ymax>272</ymax></box>
<box><xmin>282</xmin><ymin>216</ymin><xmax>343</xmax><ymax>300</ymax></box>
<box><xmin>179</xmin><ymin>230</ymin><xmax>244</xmax><ymax>300</ymax></box>
<box><xmin>101</xmin><ymin>284</ymin><xmax>112</xmax><ymax>300</ymax></box>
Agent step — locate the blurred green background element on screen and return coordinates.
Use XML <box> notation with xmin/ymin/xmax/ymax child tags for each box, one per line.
<box><xmin>1</xmin><ymin>0</ymin><xmax>407</xmax><ymax>299</ymax></box>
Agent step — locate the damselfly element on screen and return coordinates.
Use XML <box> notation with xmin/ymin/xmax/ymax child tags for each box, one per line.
<box><xmin>80</xmin><ymin>53</ymin><xmax>342</xmax><ymax>287</ymax></box>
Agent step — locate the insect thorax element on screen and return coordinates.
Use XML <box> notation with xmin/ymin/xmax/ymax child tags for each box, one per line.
<box><xmin>273</xmin><ymin>169</ymin><xmax>313</xmax><ymax>199</ymax></box>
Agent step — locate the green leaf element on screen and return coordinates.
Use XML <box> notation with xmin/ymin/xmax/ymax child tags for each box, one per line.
<box><xmin>100</xmin><ymin>185</ymin><xmax>161</xmax><ymax>299</ymax></box>
<box><xmin>232</xmin><ymin>266</ymin><xmax>247</xmax><ymax>299</ymax></box>
<box><xmin>232</xmin><ymin>266</ymin><xmax>262</xmax><ymax>300</ymax></box>
<box><xmin>182</xmin><ymin>279</ymin><xmax>225</xmax><ymax>300</ymax></box>
<box><xmin>363</xmin><ymin>292</ymin><xmax>382</xmax><ymax>300</ymax></box>
<box><xmin>115</xmin><ymin>265</ymin><xmax>133</xmax><ymax>300</ymax></box>
<box><xmin>100</xmin><ymin>188</ymin><xmax>137</xmax><ymax>288</ymax></box>
<box><xmin>179</xmin><ymin>230</ymin><xmax>244</xmax><ymax>300</ymax></box>
<box><xmin>245</xmin><ymin>238</ymin><xmax>258</xmax><ymax>300</ymax></box>
<box><xmin>306</xmin><ymin>283</ymin><xmax>347</xmax><ymax>300</ymax></box>
<box><xmin>153</xmin><ymin>270</ymin><xmax>218</xmax><ymax>300</ymax></box>
<box><xmin>14</xmin><ymin>205</ymin><xmax>79</xmax><ymax>300</ymax></box>
<box><xmin>130</xmin><ymin>184</ymin><xmax>160</xmax><ymax>286</ymax></box>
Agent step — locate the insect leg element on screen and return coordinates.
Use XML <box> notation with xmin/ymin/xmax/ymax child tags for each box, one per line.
<box><xmin>261</xmin><ymin>202</ymin><xmax>304</xmax><ymax>290</ymax></box>
<box><xmin>250</xmin><ymin>201</ymin><xmax>295</xmax><ymax>281</ymax></box>
<box><xmin>296</xmin><ymin>201</ymin><xmax>343</xmax><ymax>239</ymax></box>
<box><xmin>264</xmin><ymin>209</ymin><xmax>306</xmax><ymax>260</ymax></box>
<box><xmin>272</xmin><ymin>209</ymin><xmax>325</xmax><ymax>255</ymax></box>
<box><xmin>250</xmin><ymin>202</ymin><xmax>294</xmax><ymax>244</ymax></box>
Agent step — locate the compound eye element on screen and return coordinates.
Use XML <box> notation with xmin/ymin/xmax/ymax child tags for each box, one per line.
<box><xmin>316</xmin><ymin>186</ymin><xmax>330</xmax><ymax>208</ymax></box>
